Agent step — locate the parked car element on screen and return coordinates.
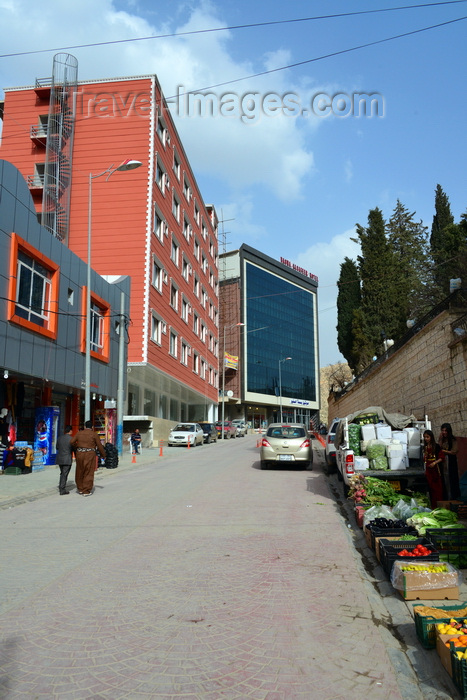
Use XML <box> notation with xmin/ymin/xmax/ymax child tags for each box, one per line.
<box><xmin>260</xmin><ymin>423</ymin><xmax>312</xmax><ymax>470</ymax></box>
<box><xmin>215</xmin><ymin>420</ymin><xmax>236</xmax><ymax>439</ymax></box>
<box><xmin>324</xmin><ymin>417</ymin><xmax>340</xmax><ymax>474</ymax></box>
<box><xmin>168</xmin><ymin>423</ymin><xmax>204</xmax><ymax>447</ymax></box>
<box><xmin>232</xmin><ymin>419</ymin><xmax>247</xmax><ymax>437</ymax></box>
<box><xmin>197</xmin><ymin>422</ymin><xmax>218</xmax><ymax>444</ymax></box>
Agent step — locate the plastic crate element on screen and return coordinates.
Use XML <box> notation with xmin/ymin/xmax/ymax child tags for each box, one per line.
<box><xmin>426</xmin><ymin>528</ymin><xmax>467</xmax><ymax>568</ymax></box>
<box><xmin>452</xmin><ymin>651</ymin><xmax>467</xmax><ymax>698</ymax></box>
<box><xmin>368</xmin><ymin>524</ymin><xmax>417</xmax><ymax>550</ymax></box>
<box><xmin>413</xmin><ymin>602</ymin><xmax>467</xmax><ymax>649</ymax></box>
<box><xmin>380</xmin><ymin>539</ymin><xmax>439</xmax><ymax>577</ymax></box>
<box><xmin>4</xmin><ymin>467</ymin><xmax>22</xmax><ymax>475</ymax></box>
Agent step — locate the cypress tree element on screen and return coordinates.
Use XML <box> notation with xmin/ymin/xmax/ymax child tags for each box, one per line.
<box><xmin>354</xmin><ymin>208</ymin><xmax>398</xmax><ymax>357</ymax></box>
<box><xmin>430</xmin><ymin>184</ymin><xmax>456</xmax><ymax>297</ymax></box>
<box><xmin>336</xmin><ymin>257</ymin><xmax>361</xmax><ymax>370</ymax></box>
<box><xmin>386</xmin><ymin>200</ymin><xmax>430</xmax><ymax>333</ymax></box>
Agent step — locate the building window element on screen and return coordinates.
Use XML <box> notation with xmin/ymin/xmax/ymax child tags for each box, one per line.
<box><xmin>152</xmin><ymin>257</ymin><xmax>163</xmax><ymax>293</ymax></box>
<box><xmin>144</xmin><ymin>389</ymin><xmax>156</xmax><ymax>416</ymax></box>
<box><xmin>154</xmin><ymin>208</ymin><xmax>166</xmax><ymax>240</ymax></box>
<box><xmin>200</xmin><ymin>323</ymin><xmax>207</xmax><ymax>343</ymax></box>
<box><xmin>202</xmin><ymin>224</ymin><xmax>207</xmax><ymax>241</ymax></box>
<box><xmin>8</xmin><ymin>234</ymin><xmax>59</xmax><ymax>340</ymax></box>
<box><xmin>172</xmin><ymin>193</ymin><xmax>180</xmax><ymax>223</ymax></box>
<box><xmin>183</xmin><ymin>217</ymin><xmax>191</xmax><ymax>240</ymax></box>
<box><xmin>201</xmin><ymin>288</ymin><xmax>208</xmax><ymax>308</ymax></box>
<box><xmin>193</xmin><ymin>312</ymin><xmax>199</xmax><ymax>335</ymax></box>
<box><xmin>181</xmin><ymin>341</ymin><xmax>189</xmax><ymax>365</ymax></box>
<box><xmin>200</xmin><ymin>359</ymin><xmax>207</xmax><ymax>379</ymax></box>
<box><xmin>171</xmin><ymin>238</ymin><xmax>179</xmax><ymax>266</ymax></box>
<box><xmin>194</xmin><ymin>238</ymin><xmax>200</xmax><ymax>261</ymax></box>
<box><xmin>157</xmin><ymin>112</ymin><xmax>167</xmax><ymax>145</ymax></box>
<box><xmin>170</xmin><ymin>283</ymin><xmax>178</xmax><ymax>311</ymax></box>
<box><xmin>151</xmin><ymin>314</ymin><xmax>163</xmax><ymax>345</ymax></box>
<box><xmin>182</xmin><ymin>297</ymin><xmax>190</xmax><ymax>323</ymax></box>
<box><xmin>182</xmin><ymin>256</ymin><xmax>190</xmax><ymax>282</ymax></box>
<box><xmin>156</xmin><ymin>159</ymin><xmax>166</xmax><ymax>191</ymax></box>
<box><xmin>169</xmin><ymin>330</ymin><xmax>178</xmax><ymax>357</ymax></box>
<box><xmin>194</xmin><ymin>202</ymin><xmax>200</xmax><ymax>226</ymax></box>
<box><xmin>79</xmin><ymin>289</ymin><xmax>111</xmax><ymax>363</ymax></box>
<box><xmin>173</xmin><ymin>151</ymin><xmax>181</xmax><ymax>180</ymax></box>
<box><xmin>194</xmin><ymin>275</ymin><xmax>200</xmax><ymax>298</ymax></box>
<box><xmin>183</xmin><ymin>176</ymin><xmax>191</xmax><ymax>201</ymax></box>
<box><xmin>193</xmin><ymin>351</ymin><xmax>199</xmax><ymax>374</ymax></box>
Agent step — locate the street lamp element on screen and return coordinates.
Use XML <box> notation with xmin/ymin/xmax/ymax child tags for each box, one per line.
<box><xmin>85</xmin><ymin>159</ymin><xmax>142</xmax><ymax>424</ymax></box>
<box><xmin>278</xmin><ymin>357</ymin><xmax>292</xmax><ymax>423</ymax></box>
<box><xmin>221</xmin><ymin>322</ymin><xmax>244</xmax><ymax>439</ymax></box>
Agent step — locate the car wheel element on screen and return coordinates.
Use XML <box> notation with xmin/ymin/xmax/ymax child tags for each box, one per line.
<box><xmin>206</xmin><ymin>435</ymin><xmax>211</xmax><ymax>444</ymax></box>
<box><xmin>337</xmin><ymin>469</ymin><xmax>343</xmax><ymax>482</ymax></box>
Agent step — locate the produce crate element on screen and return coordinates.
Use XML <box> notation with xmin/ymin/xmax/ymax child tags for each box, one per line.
<box><xmin>452</xmin><ymin>651</ymin><xmax>467</xmax><ymax>698</ymax></box>
<box><xmin>450</xmin><ymin>503</ymin><xmax>467</xmax><ymax>520</ymax></box>
<box><xmin>380</xmin><ymin>539</ymin><xmax>439</xmax><ymax>577</ymax></box>
<box><xmin>413</xmin><ymin>602</ymin><xmax>467</xmax><ymax>649</ymax></box>
<box><xmin>426</xmin><ymin>528</ymin><xmax>467</xmax><ymax>568</ymax></box>
<box><xmin>4</xmin><ymin>467</ymin><xmax>22</xmax><ymax>475</ymax></box>
<box><xmin>368</xmin><ymin>524</ymin><xmax>417</xmax><ymax>550</ymax></box>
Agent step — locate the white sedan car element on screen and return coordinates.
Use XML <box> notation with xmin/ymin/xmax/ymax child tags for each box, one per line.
<box><xmin>168</xmin><ymin>423</ymin><xmax>204</xmax><ymax>447</ymax></box>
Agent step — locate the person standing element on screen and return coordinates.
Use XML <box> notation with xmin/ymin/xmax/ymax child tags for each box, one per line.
<box><xmin>71</xmin><ymin>420</ymin><xmax>106</xmax><ymax>497</ymax></box>
<box><xmin>438</xmin><ymin>423</ymin><xmax>461</xmax><ymax>500</ymax></box>
<box><xmin>56</xmin><ymin>425</ymin><xmax>74</xmax><ymax>495</ymax></box>
<box><xmin>423</xmin><ymin>430</ymin><xmax>445</xmax><ymax>509</ymax></box>
<box><xmin>130</xmin><ymin>428</ymin><xmax>142</xmax><ymax>454</ymax></box>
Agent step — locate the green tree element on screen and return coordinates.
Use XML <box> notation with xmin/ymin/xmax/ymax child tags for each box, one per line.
<box><xmin>386</xmin><ymin>199</ymin><xmax>430</xmax><ymax>333</ymax></box>
<box><xmin>336</xmin><ymin>257</ymin><xmax>361</xmax><ymax>369</ymax></box>
<box><xmin>430</xmin><ymin>184</ymin><xmax>457</xmax><ymax>298</ymax></box>
<box><xmin>354</xmin><ymin>208</ymin><xmax>399</xmax><ymax>357</ymax></box>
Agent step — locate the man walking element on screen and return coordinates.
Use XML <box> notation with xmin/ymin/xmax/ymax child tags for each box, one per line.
<box><xmin>56</xmin><ymin>425</ymin><xmax>74</xmax><ymax>495</ymax></box>
<box><xmin>71</xmin><ymin>420</ymin><xmax>106</xmax><ymax>496</ymax></box>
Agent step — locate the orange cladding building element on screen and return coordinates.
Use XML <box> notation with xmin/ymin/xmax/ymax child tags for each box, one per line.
<box><xmin>0</xmin><ymin>55</ymin><xmax>220</xmax><ymax>444</ymax></box>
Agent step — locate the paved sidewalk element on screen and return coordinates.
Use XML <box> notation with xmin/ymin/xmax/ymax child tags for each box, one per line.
<box><xmin>0</xmin><ymin>447</ymin><xmax>158</xmax><ymax>510</ymax></box>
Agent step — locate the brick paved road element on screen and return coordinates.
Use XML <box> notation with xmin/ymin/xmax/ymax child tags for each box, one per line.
<box><xmin>0</xmin><ymin>437</ymin><xmax>459</xmax><ymax>699</ymax></box>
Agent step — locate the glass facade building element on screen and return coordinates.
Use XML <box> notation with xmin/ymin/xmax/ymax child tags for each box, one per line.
<box><xmin>219</xmin><ymin>244</ymin><xmax>319</xmax><ymax>430</ymax></box>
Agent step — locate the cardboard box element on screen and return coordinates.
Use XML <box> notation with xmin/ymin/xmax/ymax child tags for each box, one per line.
<box><xmin>400</xmin><ymin>570</ymin><xmax>459</xmax><ymax>600</ymax></box>
<box><xmin>436</xmin><ymin>633</ymin><xmax>467</xmax><ymax>676</ymax></box>
<box><xmin>437</xmin><ymin>500</ymin><xmax>464</xmax><ymax>510</ymax></box>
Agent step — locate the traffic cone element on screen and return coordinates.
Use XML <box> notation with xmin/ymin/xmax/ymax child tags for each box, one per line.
<box><xmin>159</xmin><ymin>440</ymin><xmax>163</xmax><ymax>457</ymax></box>
<box><xmin>187</xmin><ymin>436</ymin><xmax>191</xmax><ymax>449</ymax></box>
<box><xmin>132</xmin><ymin>450</ymin><xmax>136</xmax><ymax>463</ymax></box>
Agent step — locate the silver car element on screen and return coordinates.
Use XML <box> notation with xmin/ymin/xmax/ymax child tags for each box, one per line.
<box><xmin>260</xmin><ymin>423</ymin><xmax>312</xmax><ymax>470</ymax></box>
<box><xmin>232</xmin><ymin>420</ymin><xmax>247</xmax><ymax>437</ymax></box>
<box><xmin>168</xmin><ymin>423</ymin><xmax>204</xmax><ymax>447</ymax></box>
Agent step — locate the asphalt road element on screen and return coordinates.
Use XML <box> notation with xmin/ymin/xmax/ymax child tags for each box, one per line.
<box><xmin>0</xmin><ymin>435</ymin><xmax>460</xmax><ymax>699</ymax></box>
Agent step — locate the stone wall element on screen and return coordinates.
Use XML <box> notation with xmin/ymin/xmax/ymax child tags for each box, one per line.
<box><xmin>328</xmin><ymin>308</ymin><xmax>467</xmax><ymax>441</ymax></box>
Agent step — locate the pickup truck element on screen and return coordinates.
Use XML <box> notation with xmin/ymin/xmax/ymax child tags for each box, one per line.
<box><xmin>334</xmin><ymin>406</ymin><xmax>431</xmax><ymax>496</ymax></box>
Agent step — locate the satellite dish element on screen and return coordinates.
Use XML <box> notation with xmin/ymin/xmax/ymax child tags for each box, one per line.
<box><xmin>227</xmin><ymin>390</ymin><xmax>234</xmax><ymax>397</ymax></box>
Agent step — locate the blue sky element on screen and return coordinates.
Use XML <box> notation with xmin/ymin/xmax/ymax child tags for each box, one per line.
<box><xmin>1</xmin><ymin>0</ymin><xmax>466</xmax><ymax>367</ymax></box>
